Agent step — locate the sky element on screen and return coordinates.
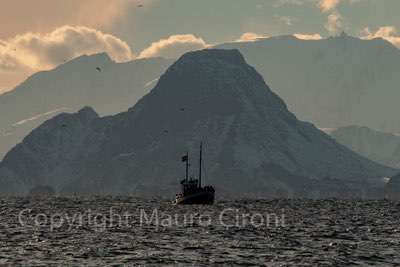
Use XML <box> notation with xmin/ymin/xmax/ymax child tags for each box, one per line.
<box><xmin>0</xmin><ymin>0</ymin><xmax>399</xmax><ymax>93</ymax></box>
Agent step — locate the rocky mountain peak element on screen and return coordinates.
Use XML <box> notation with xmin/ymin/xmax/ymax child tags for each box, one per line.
<box><xmin>77</xmin><ymin>106</ymin><xmax>99</xmax><ymax>121</ymax></box>
<box><xmin>178</xmin><ymin>49</ymin><xmax>246</xmax><ymax>65</ymax></box>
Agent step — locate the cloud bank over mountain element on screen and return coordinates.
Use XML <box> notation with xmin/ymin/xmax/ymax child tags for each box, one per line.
<box><xmin>0</xmin><ymin>28</ymin><xmax>334</xmax><ymax>80</ymax></box>
<box><xmin>0</xmin><ymin>26</ymin><xmax>134</xmax><ymax>73</ymax></box>
<box><xmin>361</xmin><ymin>26</ymin><xmax>400</xmax><ymax>48</ymax></box>
<box><xmin>293</xmin><ymin>33</ymin><xmax>323</xmax><ymax>40</ymax></box>
<box><xmin>138</xmin><ymin>34</ymin><xmax>209</xmax><ymax>59</ymax></box>
<box><xmin>236</xmin><ymin>32</ymin><xmax>269</xmax><ymax>42</ymax></box>
<box><xmin>1</xmin><ymin>23</ymin><xmax>399</xmax><ymax>93</ymax></box>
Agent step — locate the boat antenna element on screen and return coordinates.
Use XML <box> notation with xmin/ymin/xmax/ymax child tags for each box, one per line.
<box><xmin>185</xmin><ymin>152</ymin><xmax>189</xmax><ymax>182</ymax></box>
<box><xmin>199</xmin><ymin>142</ymin><xmax>202</xmax><ymax>188</ymax></box>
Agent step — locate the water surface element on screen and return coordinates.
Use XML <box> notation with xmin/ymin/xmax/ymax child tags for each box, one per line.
<box><xmin>0</xmin><ymin>197</ymin><xmax>399</xmax><ymax>266</ymax></box>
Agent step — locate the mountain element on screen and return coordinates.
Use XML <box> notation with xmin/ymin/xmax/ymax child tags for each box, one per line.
<box><xmin>3</xmin><ymin>34</ymin><xmax>400</xmax><ymax>161</ymax></box>
<box><xmin>0</xmin><ymin>49</ymin><xmax>394</xmax><ymax>197</ymax></box>
<box><xmin>3</xmin><ymin>34</ymin><xmax>400</xmax><ymax>160</ymax></box>
<box><xmin>215</xmin><ymin>34</ymin><xmax>400</xmax><ymax>133</ymax></box>
<box><xmin>0</xmin><ymin>54</ymin><xmax>173</xmax><ymax>160</ymax></box>
<box><xmin>331</xmin><ymin>126</ymin><xmax>400</xmax><ymax>169</ymax></box>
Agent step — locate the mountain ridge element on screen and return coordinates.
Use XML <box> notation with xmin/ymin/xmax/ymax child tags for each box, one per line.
<box><xmin>0</xmin><ymin>49</ymin><xmax>394</xmax><ymax>197</ymax></box>
<box><xmin>215</xmin><ymin>35</ymin><xmax>400</xmax><ymax>132</ymax></box>
<box><xmin>0</xmin><ymin>54</ymin><xmax>173</xmax><ymax>159</ymax></box>
<box><xmin>331</xmin><ymin>125</ymin><xmax>400</xmax><ymax>169</ymax></box>
<box><xmin>2</xmin><ymin>34</ymin><xmax>400</xmax><ymax>160</ymax></box>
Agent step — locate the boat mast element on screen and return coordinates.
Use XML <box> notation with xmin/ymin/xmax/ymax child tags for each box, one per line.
<box><xmin>185</xmin><ymin>152</ymin><xmax>189</xmax><ymax>182</ymax></box>
<box><xmin>198</xmin><ymin>142</ymin><xmax>202</xmax><ymax>188</ymax></box>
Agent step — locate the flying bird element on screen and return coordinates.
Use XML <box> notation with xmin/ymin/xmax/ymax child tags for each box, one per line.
<box><xmin>137</xmin><ymin>4</ymin><xmax>144</xmax><ymax>8</ymax></box>
<box><xmin>96</xmin><ymin>67</ymin><xmax>102</xmax><ymax>72</ymax></box>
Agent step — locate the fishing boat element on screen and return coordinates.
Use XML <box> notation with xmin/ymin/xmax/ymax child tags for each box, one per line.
<box><xmin>175</xmin><ymin>143</ymin><xmax>215</xmax><ymax>205</ymax></box>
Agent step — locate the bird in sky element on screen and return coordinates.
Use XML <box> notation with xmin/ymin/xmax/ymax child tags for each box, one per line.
<box><xmin>96</xmin><ymin>67</ymin><xmax>102</xmax><ymax>72</ymax></box>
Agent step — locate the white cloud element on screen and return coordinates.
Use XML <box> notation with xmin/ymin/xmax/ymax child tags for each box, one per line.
<box><xmin>319</xmin><ymin>0</ymin><xmax>341</xmax><ymax>12</ymax></box>
<box><xmin>317</xmin><ymin>0</ymin><xmax>365</xmax><ymax>35</ymax></box>
<box><xmin>0</xmin><ymin>25</ymin><xmax>134</xmax><ymax>72</ymax></box>
<box><xmin>293</xmin><ymin>33</ymin><xmax>323</xmax><ymax>40</ymax></box>
<box><xmin>325</xmin><ymin>11</ymin><xmax>343</xmax><ymax>34</ymax></box>
<box><xmin>138</xmin><ymin>34</ymin><xmax>209</xmax><ymax>59</ymax></box>
<box><xmin>361</xmin><ymin>26</ymin><xmax>400</xmax><ymax>48</ymax></box>
<box><xmin>236</xmin><ymin>32</ymin><xmax>269</xmax><ymax>42</ymax></box>
<box><xmin>318</xmin><ymin>0</ymin><xmax>364</xmax><ymax>12</ymax></box>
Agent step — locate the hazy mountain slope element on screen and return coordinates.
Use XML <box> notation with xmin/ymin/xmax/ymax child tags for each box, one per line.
<box><xmin>215</xmin><ymin>34</ymin><xmax>400</xmax><ymax>133</ymax></box>
<box><xmin>0</xmin><ymin>49</ymin><xmax>394</xmax><ymax>197</ymax></box>
<box><xmin>0</xmin><ymin>107</ymin><xmax>99</xmax><ymax>194</ymax></box>
<box><xmin>331</xmin><ymin>126</ymin><xmax>400</xmax><ymax>169</ymax></box>
<box><xmin>0</xmin><ymin>54</ymin><xmax>173</xmax><ymax>159</ymax></box>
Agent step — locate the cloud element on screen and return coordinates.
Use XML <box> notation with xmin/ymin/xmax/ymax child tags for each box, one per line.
<box><xmin>319</xmin><ymin>0</ymin><xmax>341</xmax><ymax>12</ymax></box>
<box><xmin>325</xmin><ymin>11</ymin><xmax>343</xmax><ymax>34</ymax></box>
<box><xmin>361</xmin><ymin>26</ymin><xmax>400</xmax><ymax>48</ymax></box>
<box><xmin>236</xmin><ymin>32</ymin><xmax>269</xmax><ymax>42</ymax></box>
<box><xmin>318</xmin><ymin>0</ymin><xmax>364</xmax><ymax>12</ymax></box>
<box><xmin>138</xmin><ymin>34</ymin><xmax>209</xmax><ymax>59</ymax></box>
<box><xmin>293</xmin><ymin>33</ymin><xmax>323</xmax><ymax>40</ymax></box>
<box><xmin>317</xmin><ymin>0</ymin><xmax>364</xmax><ymax>35</ymax></box>
<box><xmin>0</xmin><ymin>25</ymin><xmax>134</xmax><ymax>72</ymax></box>
<box><xmin>316</xmin><ymin>0</ymin><xmax>344</xmax><ymax>35</ymax></box>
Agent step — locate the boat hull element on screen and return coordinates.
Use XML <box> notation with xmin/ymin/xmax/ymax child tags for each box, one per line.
<box><xmin>175</xmin><ymin>191</ymin><xmax>215</xmax><ymax>205</ymax></box>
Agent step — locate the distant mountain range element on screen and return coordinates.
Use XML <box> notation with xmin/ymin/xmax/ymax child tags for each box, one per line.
<box><xmin>1</xmin><ymin>34</ymin><xmax>400</xmax><ymax>160</ymax></box>
<box><xmin>216</xmin><ymin>34</ymin><xmax>400</xmax><ymax>133</ymax></box>
<box><xmin>0</xmin><ymin>54</ymin><xmax>172</xmax><ymax>159</ymax></box>
<box><xmin>0</xmin><ymin>49</ymin><xmax>394</xmax><ymax>197</ymax></box>
<box><xmin>331</xmin><ymin>126</ymin><xmax>400</xmax><ymax>169</ymax></box>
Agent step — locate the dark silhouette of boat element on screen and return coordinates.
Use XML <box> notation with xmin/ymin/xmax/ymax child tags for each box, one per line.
<box><xmin>175</xmin><ymin>143</ymin><xmax>215</xmax><ymax>205</ymax></box>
